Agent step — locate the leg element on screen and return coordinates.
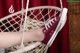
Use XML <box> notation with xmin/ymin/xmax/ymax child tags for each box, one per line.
<box><xmin>0</xmin><ymin>29</ymin><xmax>44</xmax><ymax>48</ymax></box>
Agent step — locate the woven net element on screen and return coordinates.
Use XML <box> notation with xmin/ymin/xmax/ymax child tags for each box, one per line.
<box><xmin>0</xmin><ymin>6</ymin><xmax>61</xmax><ymax>32</ymax></box>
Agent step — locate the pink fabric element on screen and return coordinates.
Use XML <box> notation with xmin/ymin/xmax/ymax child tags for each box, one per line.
<box><xmin>0</xmin><ymin>0</ymin><xmax>69</xmax><ymax>53</ymax></box>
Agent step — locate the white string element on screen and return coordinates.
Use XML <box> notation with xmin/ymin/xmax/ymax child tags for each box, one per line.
<box><xmin>22</xmin><ymin>0</ymin><xmax>24</xmax><ymax>10</ymax></box>
<box><xmin>20</xmin><ymin>0</ymin><xmax>30</xmax><ymax>48</ymax></box>
<box><xmin>26</xmin><ymin>0</ymin><xmax>29</xmax><ymax>15</ymax></box>
<box><xmin>20</xmin><ymin>0</ymin><xmax>24</xmax><ymax>48</ymax></box>
<box><xmin>60</xmin><ymin>0</ymin><xmax>63</xmax><ymax>8</ymax></box>
<box><xmin>20</xmin><ymin>0</ymin><xmax>24</xmax><ymax>32</ymax></box>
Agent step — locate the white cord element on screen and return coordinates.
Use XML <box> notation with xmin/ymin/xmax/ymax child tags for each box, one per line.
<box><xmin>20</xmin><ymin>0</ymin><xmax>24</xmax><ymax>48</ymax></box>
<box><xmin>60</xmin><ymin>0</ymin><xmax>63</xmax><ymax>8</ymax></box>
<box><xmin>20</xmin><ymin>0</ymin><xmax>30</xmax><ymax>48</ymax></box>
<box><xmin>26</xmin><ymin>0</ymin><xmax>30</xmax><ymax>15</ymax></box>
<box><xmin>20</xmin><ymin>0</ymin><xmax>24</xmax><ymax>32</ymax></box>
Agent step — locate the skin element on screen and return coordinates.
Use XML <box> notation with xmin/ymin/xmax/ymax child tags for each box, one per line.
<box><xmin>0</xmin><ymin>29</ymin><xmax>44</xmax><ymax>48</ymax></box>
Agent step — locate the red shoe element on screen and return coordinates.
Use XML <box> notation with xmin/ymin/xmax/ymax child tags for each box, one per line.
<box><xmin>42</xmin><ymin>8</ymin><xmax>68</xmax><ymax>47</ymax></box>
<box><xmin>42</xmin><ymin>16</ymin><xmax>60</xmax><ymax>44</ymax></box>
